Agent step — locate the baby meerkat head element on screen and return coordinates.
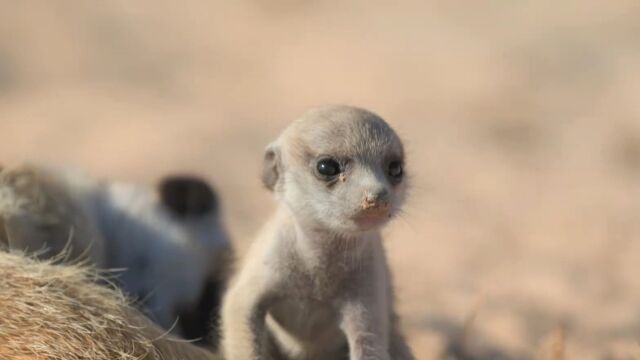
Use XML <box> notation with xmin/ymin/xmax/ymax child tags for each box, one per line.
<box><xmin>262</xmin><ymin>105</ymin><xmax>407</xmax><ymax>234</ymax></box>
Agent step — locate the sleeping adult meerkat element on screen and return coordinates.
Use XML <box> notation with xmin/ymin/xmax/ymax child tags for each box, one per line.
<box><xmin>0</xmin><ymin>251</ymin><xmax>219</xmax><ymax>360</ymax></box>
<box><xmin>221</xmin><ymin>105</ymin><xmax>415</xmax><ymax>360</ymax></box>
<box><xmin>98</xmin><ymin>174</ymin><xmax>232</xmax><ymax>346</ymax></box>
<box><xmin>0</xmin><ymin>165</ymin><xmax>232</xmax><ymax>347</ymax></box>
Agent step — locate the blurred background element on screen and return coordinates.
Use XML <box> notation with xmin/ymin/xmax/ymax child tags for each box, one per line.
<box><xmin>1</xmin><ymin>1</ymin><xmax>640</xmax><ymax>358</ymax></box>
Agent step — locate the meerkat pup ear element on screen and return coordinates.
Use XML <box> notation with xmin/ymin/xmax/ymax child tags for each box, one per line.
<box><xmin>158</xmin><ymin>175</ymin><xmax>218</xmax><ymax>217</ymax></box>
<box><xmin>261</xmin><ymin>143</ymin><xmax>281</xmax><ymax>192</ymax></box>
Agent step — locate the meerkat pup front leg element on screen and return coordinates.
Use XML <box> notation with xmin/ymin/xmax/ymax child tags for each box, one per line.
<box><xmin>221</xmin><ymin>105</ymin><xmax>415</xmax><ymax>360</ymax></box>
<box><xmin>221</xmin><ymin>252</ymin><xmax>276</xmax><ymax>359</ymax></box>
<box><xmin>340</xmin><ymin>297</ymin><xmax>391</xmax><ymax>360</ymax></box>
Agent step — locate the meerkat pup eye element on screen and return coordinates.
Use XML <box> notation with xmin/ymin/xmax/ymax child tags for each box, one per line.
<box><xmin>316</xmin><ymin>158</ymin><xmax>341</xmax><ymax>178</ymax></box>
<box><xmin>388</xmin><ymin>160</ymin><xmax>403</xmax><ymax>179</ymax></box>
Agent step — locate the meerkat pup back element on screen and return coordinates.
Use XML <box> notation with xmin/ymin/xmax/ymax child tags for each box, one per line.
<box><xmin>221</xmin><ymin>105</ymin><xmax>415</xmax><ymax>360</ymax></box>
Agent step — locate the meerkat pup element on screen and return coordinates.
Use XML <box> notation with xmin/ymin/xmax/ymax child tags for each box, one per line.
<box><xmin>221</xmin><ymin>105</ymin><xmax>415</xmax><ymax>360</ymax></box>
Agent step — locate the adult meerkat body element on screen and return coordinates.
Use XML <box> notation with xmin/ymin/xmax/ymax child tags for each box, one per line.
<box><xmin>0</xmin><ymin>165</ymin><xmax>232</xmax><ymax>345</ymax></box>
<box><xmin>0</xmin><ymin>251</ymin><xmax>219</xmax><ymax>360</ymax></box>
<box><xmin>222</xmin><ymin>105</ymin><xmax>415</xmax><ymax>360</ymax></box>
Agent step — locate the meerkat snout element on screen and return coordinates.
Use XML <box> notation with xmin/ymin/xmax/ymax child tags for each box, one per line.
<box><xmin>355</xmin><ymin>187</ymin><xmax>392</xmax><ymax>228</ymax></box>
<box><xmin>363</xmin><ymin>188</ymin><xmax>390</xmax><ymax>208</ymax></box>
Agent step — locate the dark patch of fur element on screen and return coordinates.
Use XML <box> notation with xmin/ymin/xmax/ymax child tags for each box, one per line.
<box><xmin>178</xmin><ymin>277</ymin><xmax>225</xmax><ymax>349</ymax></box>
<box><xmin>159</xmin><ymin>176</ymin><xmax>218</xmax><ymax>217</ymax></box>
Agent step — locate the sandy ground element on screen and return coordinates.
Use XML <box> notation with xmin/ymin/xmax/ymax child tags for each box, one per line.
<box><xmin>1</xmin><ymin>1</ymin><xmax>640</xmax><ymax>358</ymax></box>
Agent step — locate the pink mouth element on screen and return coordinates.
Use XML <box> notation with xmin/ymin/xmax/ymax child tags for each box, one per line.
<box><xmin>352</xmin><ymin>209</ymin><xmax>390</xmax><ymax>227</ymax></box>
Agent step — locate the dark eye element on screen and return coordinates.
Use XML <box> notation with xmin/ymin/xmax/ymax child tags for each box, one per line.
<box><xmin>316</xmin><ymin>158</ymin><xmax>341</xmax><ymax>177</ymax></box>
<box><xmin>388</xmin><ymin>161</ymin><xmax>403</xmax><ymax>178</ymax></box>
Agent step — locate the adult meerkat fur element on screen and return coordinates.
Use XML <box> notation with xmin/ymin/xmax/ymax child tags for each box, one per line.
<box><xmin>0</xmin><ymin>165</ymin><xmax>232</xmax><ymax>346</ymax></box>
<box><xmin>0</xmin><ymin>165</ymin><xmax>107</xmax><ymax>266</ymax></box>
<box><xmin>99</xmin><ymin>174</ymin><xmax>232</xmax><ymax>345</ymax></box>
<box><xmin>0</xmin><ymin>251</ymin><xmax>219</xmax><ymax>360</ymax></box>
<box><xmin>221</xmin><ymin>105</ymin><xmax>415</xmax><ymax>360</ymax></box>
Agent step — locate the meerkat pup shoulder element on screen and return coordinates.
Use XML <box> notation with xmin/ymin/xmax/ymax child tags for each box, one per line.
<box><xmin>221</xmin><ymin>105</ymin><xmax>415</xmax><ymax>360</ymax></box>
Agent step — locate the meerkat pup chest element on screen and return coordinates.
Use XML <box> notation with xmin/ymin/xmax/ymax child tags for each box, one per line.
<box><xmin>265</xmin><ymin>263</ymin><xmax>352</xmax><ymax>356</ymax></box>
<box><xmin>267</xmin><ymin>297</ymin><xmax>341</xmax><ymax>342</ymax></box>
<box><xmin>264</xmin><ymin>235</ymin><xmax>382</xmax><ymax>343</ymax></box>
